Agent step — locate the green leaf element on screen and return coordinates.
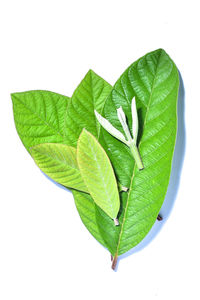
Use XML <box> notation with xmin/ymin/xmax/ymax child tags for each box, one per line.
<box><xmin>11</xmin><ymin>77</ymin><xmax>111</xmax><ymax>250</ymax></box>
<box><xmin>72</xmin><ymin>190</ymin><xmax>107</xmax><ymax>248</ymax></box>
<box><xmin>77</xmin><ymin>129</ymin><xmax>120</xmax><ymax>220</ymax></box>
<box><xmin>11</xmin><ymin>90</ymin><xmax>69</xmax><ymax>152</ymax></box>
<box><xmin>97</xmin><ymin>49</ymin><xmax>179</xmax><ymax>256</ymax></box>
<box><xmin>63</xmin><ymin>69</ymin><xmax>114</xmax><ymax>244</ymax></box>
<box><xmin>31</xmin><ymin>143</ymin><xmax>88</xmax><ymax>193</ymax></box>
<box><xmin>64</xmin><ymin>69</ymin><xmax>112</xmax><ymax>146</ymax></box>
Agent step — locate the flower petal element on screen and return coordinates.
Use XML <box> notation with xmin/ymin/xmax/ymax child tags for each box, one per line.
<box><xmin>117</xmin><ymin>106</ymin><xmax>132</xmax><ymax>142</ymax></box>
<box><xmin>131</xmin><ymin>97</ymin><xmax>138</xmax><ymax>144</ymax></box>
<box><xmin>94</xmin><ymin>110</ymin><xmax>128</xmax><ymax>145</ymax></box>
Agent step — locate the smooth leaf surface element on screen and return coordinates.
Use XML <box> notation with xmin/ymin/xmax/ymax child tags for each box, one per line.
<box><xmin>11</xmin><ymin>77</ymin><xmax>111</xmax><ymax>250</ymax></box>
<box><xmin>64</xmin><ymin>69</ymin><xmax>112</xmax><ymax>146</ymax></box>
<box><xmin>72</xmin><ymin>190</ymin><xmax>107</xmax><ymax>248</ymax></box>
<box><xmin>77</xmin><ymin>129</ymin><xmax>120</xmax><ymax>219</ymax></box>
<box><xmin>11</xmin><ymin>90</ymin><xmax>69</xmax><ymax>152</ymax></box>
<box><xmin>97</xmin><ymin>49</ymin><xmax>179</xmax><ymax>256</ymax></box>
<box><xmin>63</xmin><ymin>70</ymin><xmax>114</xmax><ymax>244</ymax></box>
<box><xmin>31</xmin><ymin>143</ymin><xmax>88</xmax><ymax>193</ymax></box>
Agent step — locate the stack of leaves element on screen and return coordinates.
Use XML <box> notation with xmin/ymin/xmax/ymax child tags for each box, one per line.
<box><xmin>11</xmin><ymin>49</ymin><xmax>179</xmax><ymax>270</ymax></box>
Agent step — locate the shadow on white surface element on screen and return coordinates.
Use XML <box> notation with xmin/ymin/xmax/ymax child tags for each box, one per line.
<box><xmin>42</xmin><ymin>73</ymin><xmax>185</xmax><ymax>271</ymax></box>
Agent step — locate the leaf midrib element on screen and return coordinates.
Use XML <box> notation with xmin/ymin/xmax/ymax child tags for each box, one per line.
<box><xmin>33</xmin><ymin>149</ymin><xmax>79</xmax><ymax>172</ymax></box>
<box><xmin>115</xmin><ymin>51</ymin><xmax>162</xmax><ymax>256</ymax></box>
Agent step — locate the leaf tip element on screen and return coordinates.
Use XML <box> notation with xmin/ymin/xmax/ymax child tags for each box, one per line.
<box><xmin>87</xmin><ymin>69</ymin><xmax>97</xmax><ymax>79</ymax></box>
<box><xmin>10</xmin><ymin>92</ymin><xmax>17</xmax><ymax>102</ymax></box>
<box><xmin>81</xmin><ymin>127</ymin><xmax>88</xmax><ymax>135</ymax></box>
<box><xmin>78</xmin><ymin>128</ymin><xmax>91</xmax><ymax>146</ymax></box>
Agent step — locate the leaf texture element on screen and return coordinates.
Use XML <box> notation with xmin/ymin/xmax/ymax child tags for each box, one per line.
<box><xmin>11</xmin><ymin>90</ymin><xmax>69</xmax><ymax>152</ymax></box>
<box><xmin>31</xmin><ymin>143</ymin><xmax>88</xmax><ymax>193</ymax></box>
<box><xmin>77</xmin><ymin>129</ymin><xmax>120</xmax><ymax>219</ymax></box>
<box><xmin>72</xmin><ymin>190</ymin><xmax>107</xmax><ymax>248</ymax></box>
<box><xmin>63</xmin><ymin>70</ymin><xmax>114</xmax><ymax>244</ymax></box>
<box><xmin>96</xmin><ymin>49</ymin><xmax>179</xmax><ymax>256</ymax></box>
<box><xmin>64</xmin><ymin>69</ymin><xmax>112</xmax><ymax>146</ymax></box>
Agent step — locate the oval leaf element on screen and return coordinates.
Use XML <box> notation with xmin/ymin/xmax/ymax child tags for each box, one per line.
<box><xmin>77</xmin><ymin>129</ymin><xmax>120</xmax><ymax>220</ymax></box>
<box><xmin>31</xmin><ymin>143</ymin><xmax>88</xmax><ymax>193</ymax></box>
<box><xmin>96</xmin><ymin>48</ymin><xmax>179</xmax><ymax>256</ymax></box>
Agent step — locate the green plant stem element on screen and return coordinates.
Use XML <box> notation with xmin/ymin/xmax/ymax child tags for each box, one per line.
<box><xmin>129</xmin><ymin>142</ymin><xmax>144</xmax><ymax>170</ymax></box>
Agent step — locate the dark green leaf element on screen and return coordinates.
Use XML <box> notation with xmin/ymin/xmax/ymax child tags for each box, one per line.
<box><xmin>96</xmin><ymin>49</ymin><xmax>179</xmax><ymax>256</ymax></box>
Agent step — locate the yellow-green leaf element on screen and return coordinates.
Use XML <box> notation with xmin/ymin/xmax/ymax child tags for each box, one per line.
<box><xmin>31</xmin><ymin>143</ymin><xmax>88</xmax><ymax>193</ymax></box>
<box><xmin>77</xmin><ymin>129</ymin><xmax>120</xmax><ymax>220</ymax></box>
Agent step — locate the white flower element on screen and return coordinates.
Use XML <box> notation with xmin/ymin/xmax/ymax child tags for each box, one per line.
<box><xmin>94</xmin><ymin>110</ymin><xmax>128</xmax><ymax>145</ymax></box>
<box><xmin>117</xmin><ymin>106</ymin><xmax>132</xmax><ymax>143</ymax></box>
<box><xmin>131</xmin><ymin>97</ymin><xmax>138</xmax><ymax>144</ymax></box>
<box><xmin>95</xmin><ymin>97</ymin><xmax>138</xmax><ymax>146</ymax></box>
<box><xmin>94</xmin><ymin>97</ymin><xmax>144</xmax><ymax>170</ymax></box>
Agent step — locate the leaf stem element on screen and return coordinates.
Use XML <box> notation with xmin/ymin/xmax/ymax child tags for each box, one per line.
<box><xmin>157</xmin><ymin>214</ymin><xmax>163</xmax><ymax>221</ymax></box>
<box><xmin>111</xmin><ymin>254</ymin><xmax>118</xmax><ymax>270</ymax></box>
<box><xmin>129</xmin><ymin>142</ymin><xmax>144</xmax><ymax>170</ymax></box>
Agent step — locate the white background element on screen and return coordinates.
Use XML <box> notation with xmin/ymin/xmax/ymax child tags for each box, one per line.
<box><xmin>0</xmin><ymin>0</ymin><xmax>199</xmax><ymax>299</ymax></box>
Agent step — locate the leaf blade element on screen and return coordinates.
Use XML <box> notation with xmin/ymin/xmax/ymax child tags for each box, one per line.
<box><xmin>73</xmin><ymin>190</ymin><xmax>107</xmax><ymax>248</ymax></box>
<box><xmin>64</xmin><ymin>70</ymin><xmax>112</xmax><ymax>146</ymax></box>
<box><xmin>11</xmin><ymin>90</ymin><xmax>69</xmax><ymax>152</ymax></box>
<box><xmin>98</xmin><ymin>49</ymin><xmax>179</xmax><ymax>255</ymax></box>
<box><xmin>77</xmin><ymin>129</ymin><xmax>120</xmax><ymax>219</ymax></box>
<box><xmin>31</xmin><ymin>143</ymin><xmax>88</xmax><ymax>193</ymax></box>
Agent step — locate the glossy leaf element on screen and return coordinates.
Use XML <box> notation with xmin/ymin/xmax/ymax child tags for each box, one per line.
<box><xmin>31</xmin><ymin>143</ymin><xmax>88</xmax><ymax>193</ymax></box>
<box><xmin>97</xmin><ymin>49</ymin><xmax>179</xmax><ymax>256</ymax></box>
<box><xmin>11</xmin><ymin>90</ymin><xmax>69</xmax><ymax>152</ymax></box>
<box><xmin>64</xmin><ymin>69</ymin><xmax>112</xmax><ymax>146</ymax></box>
<box><xmin>77</xmin><ymin>129</ymin><xmax>120</xmax><ymax>220</ymax></box>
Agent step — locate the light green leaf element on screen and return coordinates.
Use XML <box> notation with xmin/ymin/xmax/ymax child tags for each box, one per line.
<box><xmin>77</xmin><ymin>129</ymin><xmax>120</xmax><ymax>220</ymax></box>
<box><xmin>31</xmin><ymin>143</ymin><xmax>88</xmax><ymax>193</ymax></box>
<box><xmin>11</xmin><ymin>90</ymin><xmax>69</xmax><ymax>152</ymax></box>
<box><xmin>96</xmin><ymin>49</ymin><xmax>179</xmax><ymax>257</ymax></box>
<box><xmin>64</xmin><ymin>69</ymin><xmax>112</xmax><ymax>146</ymax></box>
